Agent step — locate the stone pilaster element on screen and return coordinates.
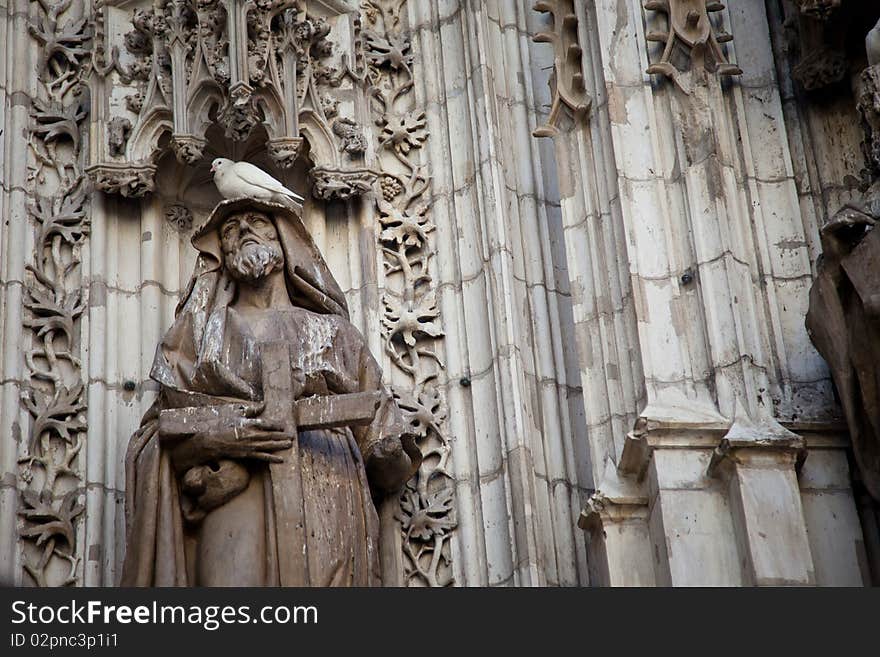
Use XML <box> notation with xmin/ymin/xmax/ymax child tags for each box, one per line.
<box><xmin>708</xmin><ymin>411</ymin><xmax>814</xmax><ymax>586</ymax></box>
<box><xmin>579</xmin><ymin>464</ymin><xmax>654</xmax><ymax>587</ymax></box>
<box><xmin>410</xmin><ymin>0</ymin><xmax>593</xmax><ymax>585</ymax></box>
<box><xmin>557</xmin><ymin>0</ymin><xmax>870</xmax><ymax>586</ymax></box>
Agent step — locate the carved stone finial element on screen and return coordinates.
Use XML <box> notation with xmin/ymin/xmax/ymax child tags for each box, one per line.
<box><xmin>644</xmin><ymin>0</ymin><xmax>743</xmax><ymax>90</ymax></box>
<box><xmin>532</xmin><ymin>0</ymin><xmax>591</xmax><ymax>137</ymax></box>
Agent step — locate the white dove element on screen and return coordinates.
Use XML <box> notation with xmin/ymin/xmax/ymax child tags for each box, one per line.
<box><xmin>211</xmin><ymin>158</ymin><xmax>305</xmax><ymax>208</ymax></box>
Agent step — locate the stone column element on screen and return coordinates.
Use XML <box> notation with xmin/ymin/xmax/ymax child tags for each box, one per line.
<box><xmin>563</xmin><ymin>0</ymin><xmax>869</xmax><ymax>585</ymax></box>
<box><xmin>0</xmin><ymin>0</ymin><xmax>35</xmax><ymax>585</ymax></box>
<box><xmin>708</xmin><ymin>413</ymin><xmax>814</xmax><ymax>586</ymax></box>
<box><xmin>410</xmin><ymin>0</ymin><xmax>593</xmax><ymax>585</ymax></box>
<box><xmin>578</xmin><ymin>464</ymin><xmax>654</xmax><ymax>587</ymax></box>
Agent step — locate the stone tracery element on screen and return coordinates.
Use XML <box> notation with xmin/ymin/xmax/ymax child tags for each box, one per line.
<box><xmin>87</xmin><ymin>0</ymin><xmax>377</xmax><ymax>200</ymax></box>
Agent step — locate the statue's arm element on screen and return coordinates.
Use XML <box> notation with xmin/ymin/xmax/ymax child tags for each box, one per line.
<box><xmin>155</xmin><ymin>387</ymin><xmax>292</xmax><ymax>472</ymax></box>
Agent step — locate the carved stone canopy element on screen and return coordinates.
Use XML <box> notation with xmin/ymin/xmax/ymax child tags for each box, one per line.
<box><xmin>784</xmin><ymin>0</ymin><xmax>880</xmax><ymax>91</ymax></box>
<box><xmin>87</xmin><ymin>0</ymin><xmax>376</xmax><ymax>200</ymax></box>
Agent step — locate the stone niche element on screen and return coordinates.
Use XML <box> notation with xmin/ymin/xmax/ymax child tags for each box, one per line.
<box><xmin>87</xmin><ymin>0</ymin><xmax>376</xmax><ymax>204</ymax></box>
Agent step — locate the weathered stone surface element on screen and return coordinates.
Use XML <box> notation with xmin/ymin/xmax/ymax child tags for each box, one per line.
<box><xmin>2</xmin><ymin>0</ymin><xmax>877</xmax><ymax>589</ymax></box>
<box><xmin>121</xmin><ymin>198</ymin><xmax>420</xmax><ymax>586</ymax></box>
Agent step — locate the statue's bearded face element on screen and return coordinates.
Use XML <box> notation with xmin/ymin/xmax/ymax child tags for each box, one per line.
<box><xmin>220</xmin><ymin>211</ymin><xmax>285</xmax><ymax>283</ymax></box>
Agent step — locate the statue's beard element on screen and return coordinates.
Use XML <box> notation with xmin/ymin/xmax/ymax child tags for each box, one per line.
<box><xmin>225</xmin><ymin>241</ymin><xmax>284</xmax><ymax>283</ymax></box>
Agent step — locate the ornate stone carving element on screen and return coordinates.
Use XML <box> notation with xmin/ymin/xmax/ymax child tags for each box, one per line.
<box><xmin>643</xmin><ymin>0</ymin><xmax>742</xmax><ymax>89</ymax></box>
<box><xmin>19</xmin><ymin>0</ymin><xmax>92</xmax><ymax>587</ymax></box>
<box><xmin>793</xmin><ymin>44</ymin><xmax>847</xmax><ymax>91</ymax></box>
<box><xmin>532</xmin><ymin>0</ymin><xmax>591</xmax><ymax>137</ymax></box>
<box><xmin>333</xmin><ymin>117</ymin><xmax>368</xmax><ymax>154</ymax></box>
<box><xmin>88</xmin><ymin>163</ymin><xmax>157</xmax><ymax>197</ymax></box>
<box><xmin>170</xmin><ymin>134</ymin><xmax>206</xmax><ymax>165</ymax></box>
<box><xmin>165</xmin><ymin>203</ymin><xmax>194</xmax><ymax>231</ymax></box>
<box><xmin>311</xmin><ymin>167</ymin><xmax>377</xmax><ymax>200</ymax></box>
<box><xmin>108</xmin><ymin>116</ymin><xmax>132</xmax><ymax>156</ymax></box>
<box><xmin>88</xmin><ymin>1</ymin><xmax>377</xmax><ymax>197</ymax></box>
<box><xmin>267</xmin><ymin>137</ymin><xmax>304</xmax><ymax>170</ymax></box>
<box><xmin>785</xmin><ymin>0</ymin><xmax>849</xmax><ymax>91</ymax></box>
<box><xmin>364</xmin><ymin>0</ymin><xmax>456</xmax><ymax>587</ymax></box>
<box><xmin>121</xmin><ymin>198</ymin><xmax>421</xmax><ymax>586</ymax></box>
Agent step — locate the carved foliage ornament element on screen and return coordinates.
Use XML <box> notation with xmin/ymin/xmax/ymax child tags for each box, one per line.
<box><xmin>88</xmin><ymin>0</ymin><xmax>376</xmax><ymax>200</ymax></box>
<box><xmin>19</xmin><ymin>0</ymin><xmax>92</xmax><ymax>587</ymax></box>
<box><xmin>364</xmin><ymin>0</ymin><xmax>456</xmax><ymax>587</ymax></box>
<box><xmin>644</xmin><ymin>0</ymin><xmax>742</xmax><ymax>90</ymax></box>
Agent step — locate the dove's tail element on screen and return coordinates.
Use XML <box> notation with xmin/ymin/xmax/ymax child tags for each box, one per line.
<box><xmin>272</xmin><ymin>192</ymin><xmax>304</xmax><ymax>211</ymax></box>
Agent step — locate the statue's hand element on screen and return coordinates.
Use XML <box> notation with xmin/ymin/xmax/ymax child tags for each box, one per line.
<box><xmin>170</xmin><ymin>410</ymin><xmax>293</xmax><ymax>471</ymax></box>
<box><xmin>365</xmin><ymin>436</ymin><xmax>414</xmax><ymax>492</ymax></box>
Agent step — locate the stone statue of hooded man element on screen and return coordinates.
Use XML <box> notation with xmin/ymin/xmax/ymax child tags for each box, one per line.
<box><xmin>121</xmin><ymin>198</ymin><xmax>421</xmax><ymax>586</ymax></box>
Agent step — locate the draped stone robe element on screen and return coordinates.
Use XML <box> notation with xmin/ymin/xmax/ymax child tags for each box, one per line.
<box><xmin>121</xmin><ymin>304</ymin><xmax>415</xmax><ymax>586</ymax></box>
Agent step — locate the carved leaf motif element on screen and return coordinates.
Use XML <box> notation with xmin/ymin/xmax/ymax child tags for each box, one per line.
<box><xmin>398</xmin><ymin>486</ymin><xmax>457</xmax><ymax>541</ymax></box>
<box><xmin>366</xmin><ymin>0</ymin><xmax>455</xmax><ymax>586</ymax></box>
<box><xmin>28</xmin><ymin>182</ymin><xmax>89</xmax><ymax>247</ymax></box>
<box><xmin>23</xmin><ymin>286</ymin><xmax>81</xmax><ymax>343</ymax></box>
<box><xmin>31</xmin><ymin>98</ymin><xmax>87</xmax><ymax>153</ymax></box>
<box><xmin>18</xmin><ymin>490</ymin><xmax>84</xmax><ymax>548</ymax></box>
<box><xmin>21</xmin><ymin>0</ymin><xmax>90</xmax><ymax>588</ymax></box>
<box><xmin>394</xmin><ymin>387</ymin><xmax>446</xmax><ymax>439</ymax></box>
<box><xmin>383</xmin><ymin>292</ymin><xmax>444</xmax><ymax>348</ymax></box>
<box><xmin>378</xmin><ymin>198</ymin><xmax>433</xmax><ymax>248</ymax></box>
<box><xmin>364</xmin><ymin>30</ymin><xmax>412</xmax><ymax>70</ymax></box>
<box><xmin>22</xmin><ymin>383</ymin><xmax>87</xmax><ymax>448</ymax></box>
<box><xmin>28</xmin><ymin>10</ymin><xmax>89</xmax><ymax>74</ymax></box>
<box><xmin>379</xmin><ymin>109</ymin><xmax>428</xmax><ymax>154</ymax></box>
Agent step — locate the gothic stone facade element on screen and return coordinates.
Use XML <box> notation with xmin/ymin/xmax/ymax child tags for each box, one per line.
<box><xmin>0</xmin><ymin>0</ymin><xmax>878</xmax><ymax>587</ymax></box>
